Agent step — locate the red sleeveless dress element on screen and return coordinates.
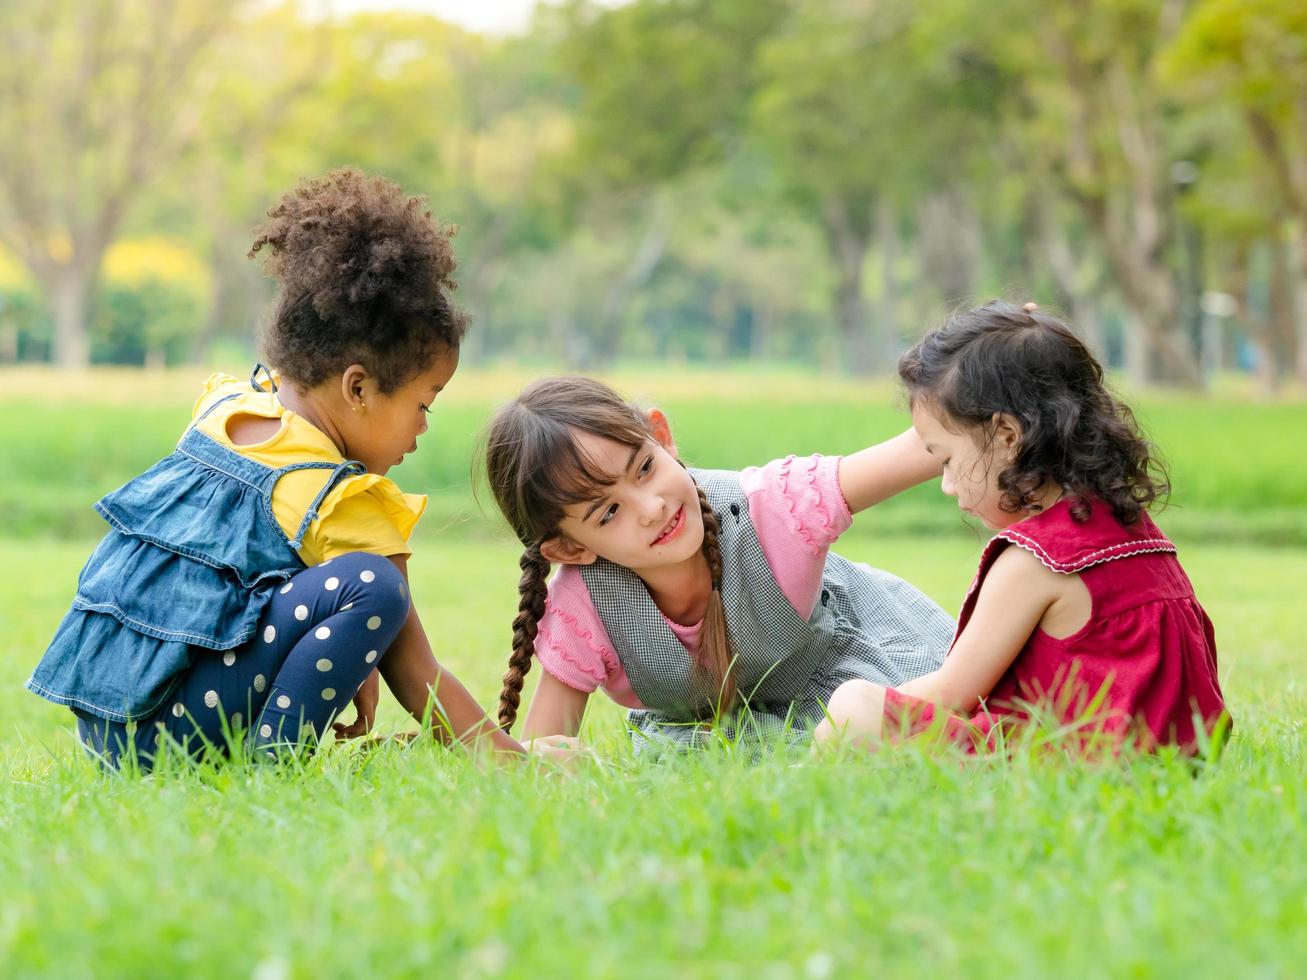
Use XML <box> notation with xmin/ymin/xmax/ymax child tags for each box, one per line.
<box><xmin>885</xmin><ymin>498</ymin><xmax>1229</xmax><ymax>754</ymax></box>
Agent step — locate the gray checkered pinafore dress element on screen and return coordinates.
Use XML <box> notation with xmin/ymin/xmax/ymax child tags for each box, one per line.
<box><xmin>578</xmin><ymin>468</ymin><xmax>955</xmax><ymax>748</ymax></box>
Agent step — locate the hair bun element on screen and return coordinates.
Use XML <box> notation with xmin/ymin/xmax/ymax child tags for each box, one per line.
<box><xmin>250</xmin><ymin>168</ymin><xmax>458</xmax><ymax>324</ymax></box>
<box><xmin>1022</xmin><ymin>302</ymin><xmax>1040</xmax><ymax>313</ymax></box>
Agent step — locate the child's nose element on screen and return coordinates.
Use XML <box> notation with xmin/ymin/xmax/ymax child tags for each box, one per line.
<box><xmin>639</xmin><ymin>493</ymin><xmax>667</xmax><ymax>525</ymax></box>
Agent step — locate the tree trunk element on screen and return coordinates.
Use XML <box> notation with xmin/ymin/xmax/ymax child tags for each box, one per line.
<box><xmin>1102</xmin><ymin>240</ymin><xmax>1200</xmax><ymax>386</ymax></box>
<box><xmin>751</xmin><ymin>304</ymin><xmax>773</xmax><ymax>361</ymax></box>
<box><xmin>1035</xmin><ymin>195</ymin><xmax>1105</xmax><ymax>356</ymax></box>
<box><xmin>50</xmin><ymin>267</ymin><xmax>92</xmax><ymax>368</ymax></box>
<box><xmin>823</xmin><ymin>197</ymin><xmax>875</xmax><ymax>375</ymax></box>
<box><xmin>1268</xmin><ymin>232</ymin><xmax>1295</xmax><ymax>392</ymax></box>
<box><xmin>1287</xmin><ymin>223</ymin><xmax>1307</xmax><ymax>389</ymax></box>
<box><xmin>919</xmin><ymin>189</ymin><xmax>980</xmax><ymax>309</ymax></box>
<box><xmin>593</xmin><ymin>196</ymin><xmax>670</xmax><ymax>366</ymax></box>
<box><xmin>0</xmin><ymin>324</ymin><xmax>17</xmax><ymax>362</ymax></box>
<box><xmin>1122</xmin><ymin>310</ymin><xmax>1149</xmax><ymax>389</ymax></box>
<box><xmin>876</xmin><ymin>198</ymin><xmax>902</xmax><ymax>364</ymax></box>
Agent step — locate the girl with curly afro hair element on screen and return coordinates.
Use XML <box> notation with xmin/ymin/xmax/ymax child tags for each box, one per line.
<box><xmin>815</xmin><ymin>301</ymin><xmax>1229</xmax><ymax>756</ymax></box>
<box><xmin>32</xmin><ymin>169</ymin><xmax>527</xmax><ymax>770</ymax></box>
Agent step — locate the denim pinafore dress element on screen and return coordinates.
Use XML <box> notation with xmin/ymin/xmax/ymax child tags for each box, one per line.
<box><xmin>27</xmin><ymin>367</ymin><xmax>364</xmax><ymax>723</ymax></box>
<box><xmin>578</xmin><ymin>468</ymin><xmax>955</xmax><ymax>746</ymax></box>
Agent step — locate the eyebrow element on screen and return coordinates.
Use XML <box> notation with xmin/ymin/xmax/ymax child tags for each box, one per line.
<box><xmin>581</xmin><ymin>444</ymin><xmax>643</xmax><ymax>521</ymax></box>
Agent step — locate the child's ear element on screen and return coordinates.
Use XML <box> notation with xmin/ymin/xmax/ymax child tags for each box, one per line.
<box><xmin>539</xmin><ymin>535</ymin><xmax>597</xmax><ymax>566</ymax></box>
<box><xmin>646</xmin><ymin>407</ymin><xmax>679</xmax><ymax>457</ymax></box>
<box><xmin>992</xmin><ymin>413</ymin><xmax>1022</xmax><ymax>457</ymax></box>
<box><xmin>340</xmin><ymin>363</ymin><xmax>371</xmax><ymax>410</ymax></box>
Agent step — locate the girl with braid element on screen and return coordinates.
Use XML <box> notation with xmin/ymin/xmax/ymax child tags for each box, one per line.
<box><xmin>30</xmin><ymin>169</ymin><xmax>522</xmax><ymax>769</ymax></box>
<box><xmin>482</xmin><ymin>376</ymin><xmax>956</xmax><ymax>748</ymax></box>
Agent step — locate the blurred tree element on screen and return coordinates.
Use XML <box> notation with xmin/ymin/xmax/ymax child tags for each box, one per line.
<box><xmin>749</xmin><ymin>0</ymin><xmax>1007</xmax><ymax>371</ymax></box>
<box><xmin>0</xmin><ymin>0</ymin><xmax>246</xmax><ymax>367</ymax></box>
<box><xmin>1165</xmin><ymin>0</ymin><xmax>1307</xmax><ymax>386</ymax></box>
<box><xmin>94</xmin><ymin>238</ymin><xmax>211</xmax><ymax>367</ymax></box>
<box><xmin>554</xmin><ymin>0</ymin><xmax>787</xmax><ymax>365</ymax></box>
<box><xmin>993</xmin><ymin>0</ymin><xmax>1205</xmax><ymax>385</ymax></box>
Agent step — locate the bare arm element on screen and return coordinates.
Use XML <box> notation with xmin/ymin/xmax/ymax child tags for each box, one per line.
<box><xmin>522</xmin><ymin>670</ymin><xmax>590</xmax><ymax>740</ymax></box>
<box><xmin>838</xmin><ymin>428</ymin><xmax>942</xmax><ymax>515</ymax></box>
<box><xmin>897</xmin><ymin>546</ymin><xmax>1057</xmax><ymax>711</ymax></box>
<box><xmin>380</xmin><ymin>556</ymin><xmax>524</xmax><ymax>756</ymax></box>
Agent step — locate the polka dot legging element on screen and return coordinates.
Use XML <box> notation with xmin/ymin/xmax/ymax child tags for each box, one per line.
<box><xmin>75</xmin><ymin>552</ymin><xmax>409</xmax><ymax>770</ymax></box>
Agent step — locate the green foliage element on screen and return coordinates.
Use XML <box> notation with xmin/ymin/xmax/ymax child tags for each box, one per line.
<box><xmin>4</xmin><ymin>0</ymin><xmax>1307</xmax><ymax>381</ymax></box>
<box><xmin>92</xmin><ymin>239</ymin><xmax>211</xmax><ymax>365</ymax></box>
<box><xmin>561</xmin><ymin>0</ymin><xmax>787</xmax><ymax>185</ymax></box>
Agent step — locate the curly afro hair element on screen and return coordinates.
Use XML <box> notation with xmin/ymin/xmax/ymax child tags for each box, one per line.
<box><xmin>248</xmin><ymin>168</ymin><xmax>469</xmax><ymax>394</ymax></box>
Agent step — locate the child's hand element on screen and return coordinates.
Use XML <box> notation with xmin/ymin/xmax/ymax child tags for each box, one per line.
<box><xmin>332</xmin><ymin>669</ymin><xmax>380</xmax><ymax>739</ymax></box>
<box><xmin>525</xmin><ymin>733</ymin><xmax>588</xmax><ymax>766</ymax></box>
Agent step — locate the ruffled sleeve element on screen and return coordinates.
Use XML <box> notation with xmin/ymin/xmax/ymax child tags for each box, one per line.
<box><xmin>739</xmin><ymin>454</ymin><xmax>853</xmax><ymax>621</ymax></box>
<box><xmin>189</xmin><ymin>372</ymin><xmax>242</xmax><ymax>422</ymax></box>
<box><xmin>301</xmin><ymin>473</ymin><xmax>427</xmax><ymax>564</ymax></box>
<box><xmin>741</xmin><ymin>453</ymin><xmax>852</xmax><ymax>555</ymax></box>
<box><xmin>533</xmin><ymin>566</ymin><xmax>627</xmax><ymax>696</ymax></box>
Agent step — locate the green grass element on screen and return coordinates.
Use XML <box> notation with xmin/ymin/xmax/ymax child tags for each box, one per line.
<box><xmin>3</xmin><ymin>366</ymin><xmax>1306</xmax><ymax>543</ymax></box>
<box><xmin>3</xmin><ymin>534</ymin><xmax>1305</xmax><ymax>976</ymax></box>
<box><xmin>2</xmin><ymin>367</ymin><xmax>1305</xmax><ymax>976</ymax></box>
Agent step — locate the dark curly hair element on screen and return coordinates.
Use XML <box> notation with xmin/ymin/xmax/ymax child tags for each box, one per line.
<box><xmin>898</xmin><ymin>300</ymin><xmax>1168</xmax><ymax>525</ymax></box>
<box><xmin>248</xmin><ymin>168</ymin><xmax>468</xmax><ymax>394</ymax></box>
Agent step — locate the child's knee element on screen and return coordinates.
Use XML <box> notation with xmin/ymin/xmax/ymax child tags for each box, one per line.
<box><xmin>815</xmin><ymin>679</ymin><xmax>886</xmax><ymax>747</ymax></box>
<box><xmin>330</xmin><ymin>553</ymin><xmax>409</xmax><ymax>623</ymax></box>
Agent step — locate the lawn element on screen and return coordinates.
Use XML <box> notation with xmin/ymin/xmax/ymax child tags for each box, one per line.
<box><xmin>0</xmin><ymin>367</ymin><xmax>1304</xmax><ymax>977</ymax></box>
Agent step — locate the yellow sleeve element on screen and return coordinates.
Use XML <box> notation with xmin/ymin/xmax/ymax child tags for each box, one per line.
<box><xmin>190</xmin><ymin>373</ymin><xmax>242</xmax><ymax>422</ymax></box>
<box><xmin>298</xmin><ymin>474</ymin><xmax>427</xmax><ymax>564</ymax></box>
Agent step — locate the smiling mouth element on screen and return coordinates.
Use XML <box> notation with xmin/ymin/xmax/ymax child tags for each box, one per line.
<box><xmin>652</xmin><ymin>506</ymin><xmax>685</xmax><ymax>546</ymax></box>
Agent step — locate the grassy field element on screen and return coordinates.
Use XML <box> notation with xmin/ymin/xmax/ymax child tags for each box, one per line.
<box><xmin>3</xmin><ymin>365</ymin><xmax>1306</xmax><ymax>544</ymax></box>
<box><xmin>1</xmin><ymin>367</ymin><xmax>1305</xmax><ymax>976</ymax></box>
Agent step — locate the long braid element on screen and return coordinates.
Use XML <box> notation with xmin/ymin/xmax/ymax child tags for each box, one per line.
<box><xmin>694</xmin><ymin>483</ymin><xmax>736</xmax><ymax>715</ymax></box>
<box><xmin>498</xmin><ymin>545</ymin><xmax>549</xmax><ymax>732</ymax></box>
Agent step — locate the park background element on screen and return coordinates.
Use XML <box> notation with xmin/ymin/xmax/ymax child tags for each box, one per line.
<box><xmin>1</xmin><ymin>0</ymin><xmax>1305</xmax><ymax>976</ymax></box>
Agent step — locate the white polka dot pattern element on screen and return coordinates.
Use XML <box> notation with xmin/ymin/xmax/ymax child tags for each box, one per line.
<box><xmin>321</xmin><ymin>688</ymin><xmax>336</xmax><ymax>701</ymax></box>
<box><xmin>365</xmin><ymin>650</ymin><xmax>378</xmax><ymax>664</ymax></box>
<box><xmin>360</xmin><ymin>569</ymin><xmax>376</xmax><ymax>583</ymax></box>
<box><xmin>276</xmin><ymin>695</ymin><xmax>291</xmax><ymax>709</ymax></box>
<box><xmin>325</xmin><ymin>577</ymin><xmax>339</xmax><ymax>591</ymax></box>
<box><xmin>314</xmin><ymin>626</ymin><xmax>331</xmax><ymax>640</ymax></box>
<box><xmin>203</xmin><ymin>690</ymin><xmax>219</xmax><ymax>709</ymax></box>
<box><xmin>366</xmin><ymin>616</ymin><xmax>382</xmax><ymax>631</ymax></box>
<box><xmin>263</xmin><ymin>626</ymin><xmax>276</xmax><ymax>644</ymax></box>
<box><xmin>223</xmin><ymin>651</ymin><xmax>236</xmax><ymax>666</ymax></box>
<box><xmin>253</xmin><ymin>674</ymin><xmax>267</xmax><ymax>693</ymax></box>
<box><xmin>315</xmin><ymin>658</ymin><xmax>333</xmax><ymax>672</ymax></box>
<box><xmin>294</xmin><ymin>605</ymin><xmax>308</xmax><ymax>621</ymax></box>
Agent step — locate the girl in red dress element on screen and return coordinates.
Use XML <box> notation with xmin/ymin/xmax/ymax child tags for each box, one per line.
<box><xmin>813</xmin><ymin>301</ymin><xmax>1229</xmax><ymax>755</ymax></box>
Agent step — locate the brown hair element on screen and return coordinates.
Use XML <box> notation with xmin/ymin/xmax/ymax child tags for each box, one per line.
<box><xmin>899</xmin><ymin>300</ymin><xmax>1168</xmax><ymax>524</ymax></box>
<box><xmin>248</xmin><ymin>168</ymin><xmax>468</xmax><ymax>394</ymax></box>
<box><xmin>482</xmin><ymin>376</ymin><xmax>735</xmax><ymax>733</ymax></box>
